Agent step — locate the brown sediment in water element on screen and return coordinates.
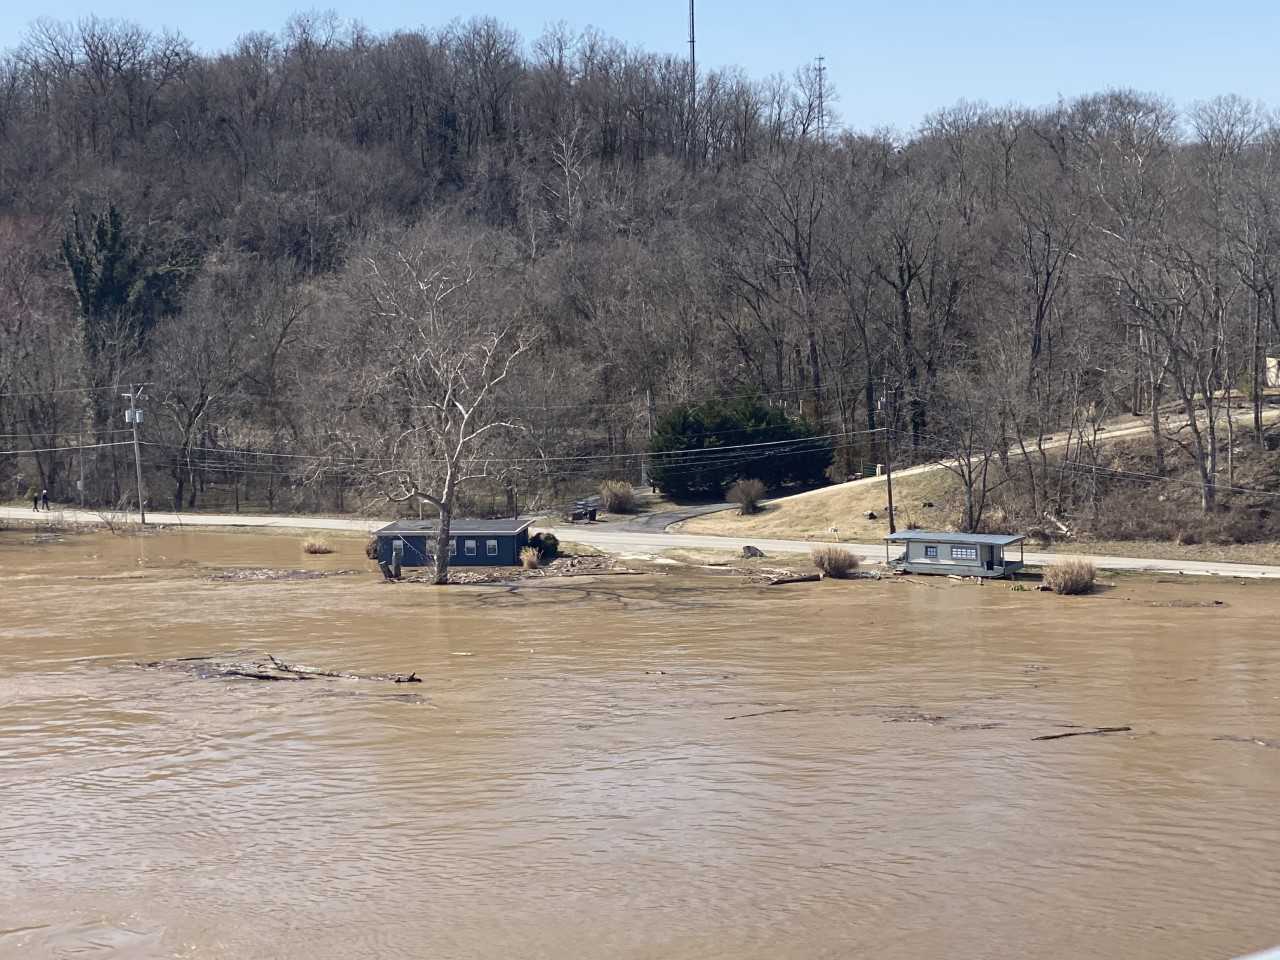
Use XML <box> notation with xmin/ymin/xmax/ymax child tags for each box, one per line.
<box><xmin>1</xmin><ymin>529</ymin><xmax>1279</xmax><ymax>959</ymax></box>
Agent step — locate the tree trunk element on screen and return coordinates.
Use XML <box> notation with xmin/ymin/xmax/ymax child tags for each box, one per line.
<box><xmin>1148</xmin><ymin>382</ymin><xmax>1166</xmax><ymax>477</ymax></box>
<box><xmin>806</xmin><ymin>329</ymin><xmax>822</xmax><ymax>424</ymax></box>
<box><xmin>431</xmin><ymin>475</ymin><xmax>456</xmax><ymax>585</ymax></box>
<box><xmin>1254</xmin><ymin>288</ymin><xmax>1265</xmax><ymax>448</ymax></box>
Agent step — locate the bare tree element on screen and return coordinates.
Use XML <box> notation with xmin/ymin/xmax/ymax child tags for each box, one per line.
<box><xmin>932</xmin><ymin>369</ymin><xmax>1006</xmax><ymax>532</ymax></box>
<box><xmin>353</xmin><ymin>225</ymin><xmax>533</xmax><ymax>584</ymax></box>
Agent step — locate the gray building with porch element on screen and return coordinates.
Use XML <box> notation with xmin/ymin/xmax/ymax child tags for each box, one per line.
<box><xmin>884</xmin><ymin>530</ymin><xmax>1025</xmax><ymax>578</ymax></box>
<box><xmin>374</xmin><ymin>518</ymin><xmax>533</xmax><ymax>568</ymax></box>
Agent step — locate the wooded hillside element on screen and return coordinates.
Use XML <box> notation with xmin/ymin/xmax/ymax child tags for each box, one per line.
<box><xmin>2</xmin><ymin>13</ymin><xmax>1277</xmax><ymax>523</ymax></box>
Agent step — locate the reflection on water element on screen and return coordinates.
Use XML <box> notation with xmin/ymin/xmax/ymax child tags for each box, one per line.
<box><xmin>2</xmin><ymin>530</ymin><xmax>1279</xmax><ymax>959</ymax></box>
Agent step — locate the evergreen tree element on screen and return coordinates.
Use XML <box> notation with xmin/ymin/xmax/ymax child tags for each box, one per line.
<box><xmin>649</xmin><ymin>399</ymin><xmax>832</xmax><ymax>499</ymax></box>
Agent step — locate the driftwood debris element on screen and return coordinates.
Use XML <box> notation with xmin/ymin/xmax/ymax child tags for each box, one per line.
<box><xmin>139</xmin><ymin>651</ymin><xmax>422</xmax><ymax>684</ymax></box>
<box><xmin>1214</xmin><ymin>734</ymin><xmax>1280</xmax><ymax>750</ymax></box>
<box><xmin>725</xmin><ymin>708</ymin><xmax>801</xmax><ymax>720</ymax></box>
<box><xmin>208</xmin><ymin>568</ymin><xmax>362</xmax><ymax>583</ymax></box>
<box><xmin>1032</xmin><ymin>725</ymin><xmax>1131</xmax><ymax>741</ymax></box>
<box><xmin>764</xmin><ymin>573</ymin><xmax>821</xmax><ymax>586</ymax></box>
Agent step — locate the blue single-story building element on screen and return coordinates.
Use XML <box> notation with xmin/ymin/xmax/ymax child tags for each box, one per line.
<box><xmin>885</xmin><ymin>530</ymin><xmax>1025</xmax><ymax>578</ymax></box>
<box><xmin>374</xmin><ymin>518</ymin><xmax>533</xmax><ymax>568</ymax></box>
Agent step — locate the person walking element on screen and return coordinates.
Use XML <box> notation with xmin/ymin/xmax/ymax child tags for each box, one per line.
<box><xmin>30</xmin><ymin>488</ymin><xmax>38</xmax><ymax>512</ymax></box>
<box><xmin>40</xmin><ymin>489</ymin><xmax>49</xmax><ymax>511</ymax></box>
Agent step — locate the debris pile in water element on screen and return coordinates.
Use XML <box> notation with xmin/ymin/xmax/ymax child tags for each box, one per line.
<box><xmin>138</xmin><ymin>650</ymin><xmax>422</xmax><ymax>684</ymax></box>
<box><xmin>207</xmin><ymin>568</ymin><xmax>362</xmax><ymax>582</ymax></box>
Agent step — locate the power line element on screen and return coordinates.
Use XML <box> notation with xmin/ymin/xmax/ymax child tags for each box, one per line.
<box><xmin>30</xmin><ymin>377</ymin><xmax>867</xmax><ymax>413</ymax></box>
<box><xmin>0</xmin><ymin>383</ymin><xmax>147</xmax><ymax>400</ymax></box>
<box><xmin>0</xmin><ymin>440</ymin><xmax>134</xmax><ymax>456</ymax></box>
<box><xmin>0</xmin><ymin>428</ymin><xmax>133</xmax><ymax>439</ymax></box>
<box><xmin>139</xmin><ymin>427</ymin><xmax>878</xmax><ymax>467</ymax></box>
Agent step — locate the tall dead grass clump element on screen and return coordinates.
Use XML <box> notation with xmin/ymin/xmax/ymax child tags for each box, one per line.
<box><xmin>1043</xmin><ymin>558</ymin><xmax>1095</xmax><ymax>595</ymax></box>
<box><xmin>599</xmin><ymin>479</ymin><xmax>638</xmax><ymax>514</ymax></box>
<box><xmin>727</xmin><ymin>478</ymin><xmax>766</xmax><ymax>515</ymax></box>
<box><xmin>811</xmin><ymin>545</ymin><xmax>859</xmax><ymax>578</ymax></box>
<box><xmin>520</xmin><ymin>545</ymin><xmax>541</xmax><ymax>569</ymax></box>
<box><xmin>302</xmin><ymin>537</ymin><xmax>334</xmax><ymax>555</ymax></box>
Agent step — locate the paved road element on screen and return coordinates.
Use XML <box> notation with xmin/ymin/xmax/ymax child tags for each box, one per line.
<box><xmin>5</xmin><ymin>505</ymin><xmax>1279</xmax><ymax>579</ymax></box>
<box><xmin>610</xmin><ymin>501</ymin><xmax>734</xmax><ymax>532</ymax></box>
<box><xmin>553</xmin><ymin>526</ymin><xmax>1280</xmax><ymax>579</ymax></box>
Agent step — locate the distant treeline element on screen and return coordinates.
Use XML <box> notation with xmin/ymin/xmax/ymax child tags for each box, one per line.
<box><xmin>0</xmin><ymin>14</ymin><xmax>1276</xmax><ymax>525</ymax></box>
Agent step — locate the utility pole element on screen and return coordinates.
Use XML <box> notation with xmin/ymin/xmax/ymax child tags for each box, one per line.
<box><xmin>816</xmin><ymin>55</ymin><xmax>826</xmax><ymax>142</ymax></box>
<box><xmin>122</xmin><ymin>384</ymin><xmax>146</xmax><ymax>524</ymax></box>
<box><xmin>640</xmin><ymin>386</ymin><xmax>656</xmax><ymax>490</ymax></box>
<box><xmin>884</xmin><ymin>426</ymin><xmax>896</xmax><ymax>535</ymax></box>
<box><xmin>78</xmin><ymin>428</ymin><xmax>85</xmax><ymax>508</ymax></box>
<box><xmin>874</xmin><ymin>378</ymin><xmax>896</xmax><ymax>534</ymax></box>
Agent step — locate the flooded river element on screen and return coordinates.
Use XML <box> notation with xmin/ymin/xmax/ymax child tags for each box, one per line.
<box><xmin>2</xmin><ymin>529</ymin><xmax>1279</xmax><ymax>959</ymax></box>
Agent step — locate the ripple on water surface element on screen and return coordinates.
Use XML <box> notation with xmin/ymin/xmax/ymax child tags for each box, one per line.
<box><xmin>1</xmin><ymin>529</ymin><xmax>1280</xmax><ymax>959</ymax></box>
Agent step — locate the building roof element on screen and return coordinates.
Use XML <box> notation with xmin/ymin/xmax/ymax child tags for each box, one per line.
<box><xmin>377</xmin><ymin>518</ymin><xmax>533</xmax><ymax>536</ymax></box>
<box><xmin>884</xmin><ymin>530</ymin><xmax>1025</xmax><ymax>546</ymax></box>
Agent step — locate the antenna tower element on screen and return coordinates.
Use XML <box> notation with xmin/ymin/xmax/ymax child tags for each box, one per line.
<box><xmin>816</xmin><ymin>55</ymin><xmax>826</xmax><ymax>142</ymax></box>
<box><xmin>688</xmin><ymin>0</ymin><xmax>697</xmax><ymax>110</ymax></box>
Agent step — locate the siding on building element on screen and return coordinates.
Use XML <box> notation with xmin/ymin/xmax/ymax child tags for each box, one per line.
<box><xmin>376</xmin><ymin>522</ymin><xmax>531</xmax><ymax>567</ymax></box>
<box><xmin>887</xmin><ymin>531</ymin><xmax>1024</xmax><ymax>578</ymax></box>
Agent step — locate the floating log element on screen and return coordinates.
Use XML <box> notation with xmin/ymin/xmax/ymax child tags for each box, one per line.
<box><xmin>725</xmin><ymin>708</ymin><xmax>801</xmax><ymax>720</ymax></box>
<box><xmin>139</xmin><ymin>650</ymin><xmax>422</xmax><ymax>684</ymax></box>
<box><xmin>1213</xmin><ymin>734</ymin><xmax>1280</xmax><ymax>750</ymax></box>
<box><xmin>1032</xmin><ymin>725</ymin><xmax>1131</xmax><ymax>741</ymax></box>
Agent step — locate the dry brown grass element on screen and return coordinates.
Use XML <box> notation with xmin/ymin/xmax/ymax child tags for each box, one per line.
<box><xmin>599</xmin><ymin>479</ymin><xmax>639</xmax><ymax>514</ymax></box>
<box><xmin>1046</xmin><ymin>538</ymin><xmax>1280</xmax><ymax>566</ymax></box>
<box><xmin>811</xmin><ymin>545</ymin><xmax>859</xmax><ymax>578</ymax></box>
<box><xmin>1042</xmin><ymin>557</ymin><xmax>1095</xmax><ymax>595</ymax></box>
<box><xmin>301</xmin><ymin>537</ymin><xmax>335</xmax><ymax>555</ymax></box>
<box><xmin>678</xmin><ymin>467</ymin><xmax>959</xmax><ymax>541</ymax></box>
<box><xmin>519</xmin><ymin>546</ymin><xmax>541</xmax><ymax>569</ymax></box>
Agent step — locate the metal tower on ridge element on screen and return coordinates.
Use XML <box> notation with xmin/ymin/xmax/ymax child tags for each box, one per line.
<box><xmin>688</xmin><ymin>0</ymin><xmax>696</xmax><ymax>108</ymax></box>
<box><xmin>817</xmin><ymin>55</ymin><xmax>826</xmax><ymax>141</ymax></box>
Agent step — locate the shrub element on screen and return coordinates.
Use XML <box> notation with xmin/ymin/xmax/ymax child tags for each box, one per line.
<box><xmin>727</xmin><ymin>478</ymin><xmax>766</xmax><ymax>515</ymax></box>
<box><xmin>599</xmin><ymin>479</ymin><xmax>638</xmax><ymax>514</ymax></box>
<box><xmin>519</xmin><ymin>546</ymin><xmax>541</xmax><ymax>570</ymax></box>
<box><xmin>364</xmin><ymin>537</ymin><xmax>379</xmax><ymax>560</ymax></box>
<box><xmin>528</xmin><ymin>531</ymin><xmax>559</xmax><ymax>560</ymax></box>
<box><xmin>1043</xmin><ymin>558</ymin><xmax>1095</xmax><ymax>595</ymax></box>
<box><xmin>302</xmin><ymin>537</ymin><xmax>334</xmax><ymax>555</ymax></box>
<box><xmin>811</xmin><ymin>546</ymin><xmax>859</xmax><ymax>578</ymax></box>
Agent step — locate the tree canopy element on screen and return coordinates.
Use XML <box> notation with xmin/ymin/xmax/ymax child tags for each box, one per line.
<box><xmin>0</xmin><ymin>15</ymin><xmax>1276</xmax><ymax>535</ymax></box>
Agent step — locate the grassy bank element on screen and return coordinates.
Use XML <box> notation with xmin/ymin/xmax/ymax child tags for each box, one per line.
<box><xmin>675</xmin><ymin>469</ymin><xmax>957</xmax><ymax>542</ymax></box>
<box><xmin>677</xmin><ymin>433</ymin><xmax>1280</xmax><ymax>568</ymax></box>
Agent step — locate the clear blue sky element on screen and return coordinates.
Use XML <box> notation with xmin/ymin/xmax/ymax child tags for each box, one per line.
<box><xmin>3</xmin><ymin>1</ymin><xmax>1278</xmax><ymax>132</ymax></box>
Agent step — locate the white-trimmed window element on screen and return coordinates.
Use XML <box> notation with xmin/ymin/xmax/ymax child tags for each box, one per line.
<box><xmin>448</xmin><ymin>540</ymin><xmax>456</xmax><ymax>557</ymax></box>
<box><xmin>950</xmin><ymin>545</ymin><xmax>977</xmax><ymax>561</ymax></box>
<box><xmin>486</xmin><ymin>539</ymin><xmax>498</xmax><ymax>556</ymax></box>
<box><xmin>464</xmin><ymin>539</ymin><xmax>477</xmax><ymax>557</ymax></box>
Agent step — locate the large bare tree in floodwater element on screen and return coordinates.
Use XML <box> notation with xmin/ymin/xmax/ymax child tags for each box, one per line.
<box><xmin>353</xmin><ymin>225</ymin><xmax>533</xmax><ymax>584</ymax></box>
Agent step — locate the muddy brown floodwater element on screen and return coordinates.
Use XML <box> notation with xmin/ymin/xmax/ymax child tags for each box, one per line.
<box><xmin>2</xmin><ymin>529</ymin><xmax>1280</xmax><ymax>959</ymax></box>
